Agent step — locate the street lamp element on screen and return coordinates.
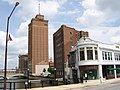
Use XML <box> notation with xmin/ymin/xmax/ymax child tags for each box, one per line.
<box><xmin>54</xmin><ymin>68</ymin><xmax>56</xmax><ymax>80</ymax></box>
<box><xmin>4</xmin><ymin>2</ymin><xmax>19</xmax><ymax>90</ymax></box>
<box><xmin>27</xmin><ymin>68</ymin><xmax>30</xmax><ymax>82</ymax></box>
<box><xmin>54</xmin><ymin>68</ymin><xmax>57</xmax><ymax>86</ymax></box>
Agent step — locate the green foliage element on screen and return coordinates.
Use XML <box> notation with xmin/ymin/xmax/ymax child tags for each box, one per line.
<box><xmin>47</xmin><ymin>67</ymin><xmax>55</xmax><ymax>74</ymax></box>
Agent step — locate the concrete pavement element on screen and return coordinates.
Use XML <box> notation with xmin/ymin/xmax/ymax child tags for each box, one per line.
<box><xmin>18</xmin><ymin>78</ymin><xmax>120</xmax><ymax>90</ymax></box>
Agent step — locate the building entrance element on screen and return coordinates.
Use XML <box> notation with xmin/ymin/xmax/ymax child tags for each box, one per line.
<box><xmin>72</xmin><ymin>69</ymin><xmax>78</xmax><ymax>83</ymax></box>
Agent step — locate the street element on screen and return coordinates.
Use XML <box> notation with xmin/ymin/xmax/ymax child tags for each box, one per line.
<box><xmin>72</xmin><ymin>81</ymin><xmax>120</xmax><ymax>90</ymax></box>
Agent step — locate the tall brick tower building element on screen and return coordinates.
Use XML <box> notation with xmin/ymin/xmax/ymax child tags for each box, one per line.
<box><xmin>28</xmin><ymin>14</ymin><xmax>49</xmax><ymax>75</ymax></box>
<box><xmin>53</xmin><ymin>25</ymin><xmax>89</xmax><ymax>81</ymax></box>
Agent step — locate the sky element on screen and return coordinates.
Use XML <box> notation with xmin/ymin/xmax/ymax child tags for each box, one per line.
<box><xmin>0</xmin><ymin>0</ymin><xmax>120</xmax><ymax>69</ymax></box>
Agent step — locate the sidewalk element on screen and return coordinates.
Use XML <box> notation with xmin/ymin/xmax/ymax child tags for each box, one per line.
<box><xmin>19</xmin><ymin>78</ymin><xmax>120</xmax><ymax>90</ymax></box>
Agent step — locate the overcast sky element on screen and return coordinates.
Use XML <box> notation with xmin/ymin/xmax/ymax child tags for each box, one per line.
<box><xmin>0</xmin><ymin>0</ymin><xmax>120</xmax><ymax>69</ymax></box>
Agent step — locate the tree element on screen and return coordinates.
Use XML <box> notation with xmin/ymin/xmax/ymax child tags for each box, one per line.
<box><xmin>47</xmin><ymin>67</ymin><xmax>54</xmax><ymax>74</ymax></box>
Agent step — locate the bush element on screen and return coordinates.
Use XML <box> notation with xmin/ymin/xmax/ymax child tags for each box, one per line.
<box><xmin>47</xmin><ymin>67</ymin><xmax>54</xmax><ymax>74</ymax></box>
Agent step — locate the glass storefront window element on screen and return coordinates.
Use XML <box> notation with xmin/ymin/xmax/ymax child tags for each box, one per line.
<box><xmin>116</xmin><ymin>65</ymin><xmax>120</xmax><ymax>77</ymax></box>
<box><xmin>80</xmin><ymin>65</ymin><xmax>98</xmax><ymax>80</ymax></box>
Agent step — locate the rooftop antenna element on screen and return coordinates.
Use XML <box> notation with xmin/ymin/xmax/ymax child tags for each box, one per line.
<box><xmin>38</xmin><ymin>1</ymin><xmax>40</xmax><ymax>15</ymax></box>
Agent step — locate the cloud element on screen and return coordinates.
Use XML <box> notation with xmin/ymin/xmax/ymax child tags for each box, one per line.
<box><xmin>0</xmin><ymin>31</ymin><xmax>6</xmax><ymax>69</ymax></box>
<box><xmin>1</xmin><ymin>0</ymin><xmax>120</xmax><ymax>69</ymax></box>
<box><xmin>80</xmin><ymin>26</ymin><xmax>120</xmax><ymax>44</ymax></box>
<box><xmin>16</xmin><ymin>20</ymin><xmax>30</xmax><ymax>37</ymax></box>
<box><xmin>96</xmin><ymin>0</ymin><xmax>120</xmax><ymax>23</ymax></box>
<box><xmin>96</xmin><ymin>0</ymin><xmax>120</xmax><ymax>12</ymax></box>
<box><xmin>48</xmin><ymin>23</ymin><xmax>58</xmax><ymax>58</ymax></box>
<box><xmin>77</xmin><ymin>9</ymin><xmax>104</xmax><ymax>27</ymax></box>
<box><xmin>0</xmin><ymin>30</ymin><xmax>27</xmax><ymax>69</ymax></box>
<box><xmin>2</xmin><ymin>0</ymin><xmax>67</xmax><ymax>20</ymax></box>
<box><xmin>77</xmin><ymin>0</ymin><xmax>120</xmax><ymax>27</ymax></box>
<box><xmin>82</xmin><ymin>0</ymin><xmax>96</xmax><ymax>9</ymax></box>
<box><xmin>0</xmin><ymin>0</ymin><xmax>68</xmax><ymax>69</ymax></box>
<box><xmin>76</xmin><ymin>0</ymin><xmax>104</xmax><ymax>27</ymax></box>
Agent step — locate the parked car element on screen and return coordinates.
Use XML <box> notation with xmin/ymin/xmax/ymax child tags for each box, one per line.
<box><xmin>40</xmin><ymin>72</ymin><xmax>51</xmax><ymax>77</ymax></box>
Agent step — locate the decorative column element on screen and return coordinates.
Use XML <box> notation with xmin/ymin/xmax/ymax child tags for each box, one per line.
<box><xmin>84</xmin><ymin>47</ymin><xmax>87</xmax><ymax>61</ymax></box>
<box><xmin>99</xmin><ymin>65</ymin><xmax>103</xmax><ymax>82</ymax></box>
<box><xmin>93</xmin><ymin>47</ymin><xmax>95</xmax><ymax>60</ymax></box>
<box><xmin>76</xmin><ymin>45</ymin><xmax>80</xmax><ymax>81</ymax></box>
<box><xmin>114</xmin><ymin>65</ymin><xmax>117</xmax><ymax>79</ymax></box>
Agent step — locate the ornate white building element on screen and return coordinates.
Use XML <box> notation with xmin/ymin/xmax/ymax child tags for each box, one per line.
<box><xmin>69</xmin><ymin>37</ymin><xmax>120</xmax><ymax>82</ymax></box>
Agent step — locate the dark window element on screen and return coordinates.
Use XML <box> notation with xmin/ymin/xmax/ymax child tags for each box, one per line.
<box><xmin>105</xmin><ymin>52</ymin><xmax>107</xmax><ymax>60</ymax></box>
<box><xmin>70</xmin><ymin>32</ymin><xmax>72</xmax><ymax>47</ymax></box>
<box><xmin>114</xmin><ymin>54</ymin><xmax>117</xmax><ymax>60</ymax></box>
<box><xmin>95</xmin><ymin>50</ymin><xmax>98</xmax><ymax>60</ymax></box>
<box><xmin>119</xmin><ymin>55</ymin><xmax>120</xmax><ymax>60</ymax></box>
<box><xmin>103</xmin><ymin>51</ymin><xmax>112</xmax><ymax>60</ymax></box>
<box><xmin>102</xmin><ymin>51</ymin><xmax>105</xmax><ymax>60</ymax></box>
<box><xmin>80</xmin><ymin>51</ymin><xmax>85</xmax><ymax>60</ymax></box>
<box><xmin>117</xmin><ymin>55</ymin><xmax>119</xmax><ymax>60</ymax></box>
<box><xmin>87</xmin><ymin>47</ymin><xmax>93</xmax><ymax>60</ymax></box>
<box><xmin>110</xmin><ymin>52</ymin><xmax>112</xmax><ymax>60</ymax></box>
<box><xmin>108</xmin><ymin>52</ymin><xmax>110</xmax><ymax>60</ymax></box>
<box><xmin>80</xmin><ymin>48</ymin><xmax>85</xmax><ymax>60</ymax></box>
<box><xmin>94</xmin><ymin>47</ymin><xmax>98</xmax><ymax>60</ymax></box>
<box><xmin>87</xmin><ymin>50</ymin><xmax>93</xmax><ymax>60</ymax></box>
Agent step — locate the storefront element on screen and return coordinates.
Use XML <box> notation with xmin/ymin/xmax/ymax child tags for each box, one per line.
<box><xmin>69</xmin><ymin>37</ymin><xmax>120</xmax><ymax>81</ymax></box>
<box><xmin>79</xmin><ymin>65</ymin><xmax>98</xmax><ymax>80</ymax></box>
<box><xmin>116</xmin><ymin>65</ymin><xmax>120</xmax><ymax>77</ymax></box>
<box><xmin>102</xmin><ymin>65</ymin><xmax>115</xmax><ymax>79</ymax></box>
<box><xmin>101</xmin><ymin>65</ymin><xmax>120</xmax><ymax>79</ymax></box>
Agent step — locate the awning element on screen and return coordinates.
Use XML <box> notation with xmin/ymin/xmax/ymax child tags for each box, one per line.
<box><xmin>107</xmin><ymin>68</ymin><xmax>120</xmax><ymax>70</ymax></box>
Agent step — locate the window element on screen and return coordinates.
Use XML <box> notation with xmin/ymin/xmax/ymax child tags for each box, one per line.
<box><xmin>114</xmin><ymin>53</ymin><xmax>120</xmax><ymax>61</ymax></box>
<box><xmin>108</xmin><ymin>52</ymin><xmax>111</xmax><ymax>60</ymax></box>
<box><xmin>114</xmin><ymin>54</ymin><xmax>117</xmax><ymax>60</ymax></box>
<box><xmin>70</xmin><ymin>32</ymin><xmax>72</xmax><ymax>47</ymax></box>
<box><xmin>94</xmin><ymin>47</ymin><xmax>98</xmax><ymax>60</ymax></box>
<box><xmin>80</xmin><ymin>48</ymin><xmax>85</xmax><ymax>60</ymax></box>
<box><xmin>117</xmin><ymin>55</ymin><xmax>119</xmax><ymax>60</ymax></box>
<box><xmin>110</xmin><ymin>52</ymin><xmax>112</xmax><ymax>60</ymax></box>
<box><xmin>70</xmin><ymin>32</ymin><xmax>72</xmax><ymax>39</ymax></box>
<box><xmin>119</xmin><ymin>55</ymin><xmax>120</xmax><ymax>60</ymax></box>
<box><xmin>102</xmin><ymin>51</ymin><xmax>112</xmax><ymax>60</ymax></box>
<box><xmin>115</xmin><ymin>46</ymin><xmax>119</xmax><ymax>49</ymax></box>
<box><xmin>102</xmin><ymin>51</ymin><xmax>105</xmax><ymax>60</ymax></box>
<box><xmin>87</xmin><ymin>47</ymin><xmax>93</xmax><ymax>60</ymax></box>
<box><xmin>105</xmin><ymin>52</ymin><xmax>107</xmax><ymax>60</ymax></box>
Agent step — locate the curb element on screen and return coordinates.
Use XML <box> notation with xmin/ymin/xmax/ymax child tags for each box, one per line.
<box><xmin>18</xmin><ymin>78</ymin><xmax>120</xmax><ymax>90</ymax></box>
